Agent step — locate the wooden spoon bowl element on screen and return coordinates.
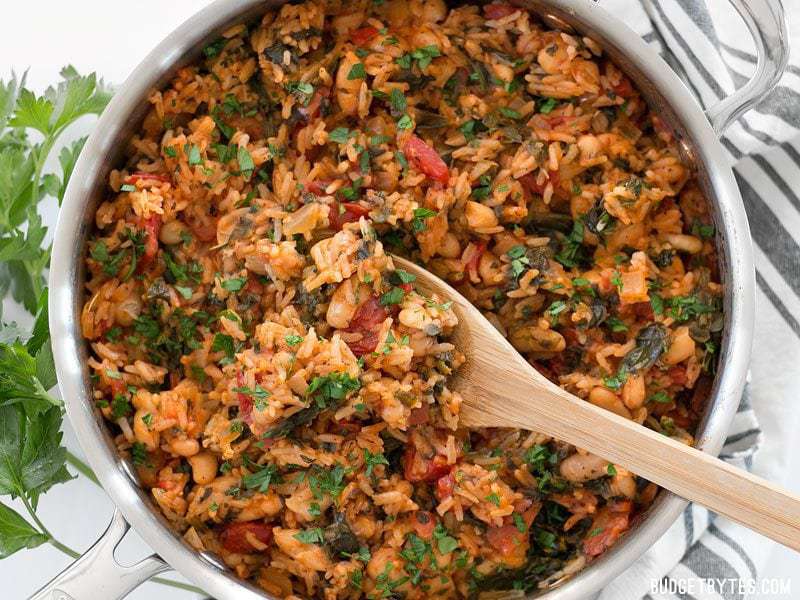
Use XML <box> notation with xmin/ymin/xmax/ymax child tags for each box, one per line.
<box><xmin>393</xmin><ymin>255</ymin><xmax>800</xmax><ymax>552</ymax></box>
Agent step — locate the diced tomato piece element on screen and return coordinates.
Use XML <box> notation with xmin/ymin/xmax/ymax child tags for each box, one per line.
<box><xmin>403</xmin><ymin>445</ymin><xmax>451</xmax><ymax>483</ymax></box>
<box><xmin>561</xmin><ymin>327</ymin><xmax>580</xmax><ymax>347</ymax></box>
<box><xmin>667</xmin><ymin>365</ymin><xmax>687</xmax><ymax>386</ymax></box>
<box><xmin>332</xmin><ymin>419</ymin><xmax>362</xmax><ymax>435</ymax></box>
<box><xmin>399</xmin><ymin>282</ymin><xmax>413</xmax><ymax>293</ymax></box>
<box><xmin>597</xmin><ymin>271</ymin><xmax>614</xmax><ymax>295</ymax></box>
<box><xmin>487</xmin><ymin>524</ymin><xmax>527</xmax><ymax>562</ymax></box>
<box><xmin>343</xmin><ymin>295</ymin><xmax>388</xmax><ymax>356</ymax></box>
<box><xmin>403</xmin><ymin>429</ymin><xmax>453</xmax><ymax>483</ymax></box>
<box><xmin>408</xmin><ymin>405</ymin><xmax>430</xmax><ymax>426</ymax></box>
<box><xmin>402</xmin><ymin>135</ymin><xmax>449</xmax><ymax>184</ymax></box>
<box><xmin>612</xmin><ymin>77</ymin><xmax>634</xmax><ymax>98</ymax></box>
<box><xmin>483</xmin><ymin>3</ymin><xmax>519</xmax><ymax>19</ymax></box>
<box><xmin>236</xmin><ymin>372</ymin><xmax>253</xmax><ymax>424</ymax></box>
<box><xmin>298</xmin><ymin>86</ymin><xmax>331</xmax><ymax>121</ymax></box>
<box><xmin>665</xmin><ymin>407</ymin><xmax>693</xmax><ymax>429</ymax></box>
<box><xmin>220</xmin><ymin>521</ymin><xmax>274</xmax><ymax>554</ymax></box>
<box><xmin>434</xmin><ymin>469</ymin><xmax>455</xmax><ymax>501</ymax></box>
<box><xmin>520</xmin><ymin>170</ymin><xmax>559</xmax><ymax>196</ymax></box>
<box><xmin>109</xmin><ymin>377</ymin><xmax>127</xmax><ymax>399</ymax></box>
<box><xmin>582</xmin><ymin>499</ymin><xmax>632</xmax><ymax>557</ymax></box>
<box><xmin>351</xmin><ymin>26</ymin><xmax>379</xmax><ymax>46</ymax></box>
<box><xmin>545</xmin><ymin>115</ymin><xmax>570</xmax><ymax>128</ymax></box>
<box><xmin>96</xmin><ymin>319</ymin><xmax>112</xmax><ymax>338</ymax></box>
<box><xmin>305</xmin><ymin>180</ymin><xmax>333</xmax><ymax>196</ymax></box>
<box><xmin>513</xmin><ymin>498</ymin><xmax>541</xmax><ymax>528</ymax></box>
<box><xmin>138</xmin><ymin>215</ymin><xmax>161</xmax><ymax>267</ymax></box>
<box><xmin>244</xmin><ymin>277</ymin><xmax>263</xmax><ymax>295</ymax></box>
<box><xmin>464</xmin><ymin>241</ymin><xmax>486</xmax><ymax>281</ymax></box>
<box><xmin>227</xmin><ymin>114</ymin><xmax>265</xmax><ymax>139</ymax></box>
<box><xmin>633</xmin><ymin>301</ymin><xmax>654</xmax><ymax>320</ymax></box>
<box><xmin>329</xmin><ymin>201</ymin><xmax>371</xmax><ymax>231</ymax></box>
<box><xmin>125</xmin><ymin>172</ymin><xmax>170</xmax><ymax>185</ymax></box>
<box><xmin>185</xmin><ymin>213</ymin><xmax>216</xmax><ymax>243</ymax></box>
<box><xmin>410</xmin><ymin>511</ymin><xmax>437</xmax><ymax>540</ymax></box>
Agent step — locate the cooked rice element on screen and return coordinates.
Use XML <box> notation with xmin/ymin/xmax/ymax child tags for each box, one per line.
<box><xmin>81</xmin><ymin>1</ymin><xmax>722</xmax><ymax>598</ymax></box>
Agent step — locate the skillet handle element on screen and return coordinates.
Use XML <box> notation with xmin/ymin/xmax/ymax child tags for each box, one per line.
<box><xmin>27</xmin><ymin>510</ymin><xmax>169</xmax><ymax>600</ymax></box>
<box><xmin>705</xmin><ymin>0</ymin><xmax>789</xmax><ymax>136</ymax></box>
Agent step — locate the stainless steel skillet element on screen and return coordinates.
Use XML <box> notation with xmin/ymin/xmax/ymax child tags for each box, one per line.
<box><xmin>42</xmin><ymin>0</ymin><xmax>788</xmax><ymax>598</ymax></box>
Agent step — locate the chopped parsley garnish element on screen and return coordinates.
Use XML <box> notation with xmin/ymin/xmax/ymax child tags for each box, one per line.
<box><xmin>397</xmin><ymin>45</ymin><xmax>441</xmax><ymax>70</ymax></box>
<box><xmin>507</xmin><ymin>245</ymin><xmax>531</xmax><ymax>279</ymax></box>
<box><xmin>211</xmin><ymin>333</ymin><xmax>235</xmax><ymax>360</ymax></box>
<box><xmin>649</xmin><ymin>390</ymin><xmax>672</xmax><ymax>404</ymax></box>
<box><xmin>606</xmin><ymin>317</ymin><xmax>628</xmax><ymax>332</ymax></box>
<box><xmin>131</xmin><ymin>442</ymin><xmax>149</xmax><ymax>466</ymax></box>
<box><xmin>285</xmin><ymin>334</ymin><xmax>304</xmax><ymax>346</ymax></box>
<box><xmin>499</xmin><ymin>107</ymin><xmax>521</xmax><ymax>120</ymax></box>
<box><xmin>309</xmin><ymin>463</ymin><xmax>350</xmax><ymax>501</ymax></box>
<box><xmin>186</xmin><ymin>144</ymin><xmax>203</xmax><ymax>166</ymax></box>
<box><xmin>513</xmin><ymin>513</ymin><xmax>528</xmax><ymax>533</ymax></box>
<box><xmin>363</xmin><ymin>448</ymin><xmax>389</xmax><ymax>476</ymax></box>
<box><xmin>546</xmin><ymin>300</ymin><xmax>568</xmax><ymax>324</ymax></box>
<box><xmin>391</xmin><ymin>269</ymin><xmax>416</xmax><ymax>284</ymax></box>
<box><xmin>329</xmin><ymin>127</ymin><xmax>354</xmax><ymax>144</ymax></box>
<box><xmin>243</xmin><ymin>463</ymin><xmax>281</xmax><ymax>493</ymax></box>
<box><xmin>380</xmin><ymin>287</ymin><xmax>405</xmax><ymax>306</ymax></box>
<box><xmin>221</xmin><ymin>276</ymin><xmax>247</xmax><ymax>292</ymax></box>
<box><xmin>396</xmin><ymin>114</ymin><xmax>413</xmax><ymax>130</ymax></box>
<box><xmin>294</xmin><ymin>527</ymin><xmax>325</xmax><ymax>544</ymax></box>
<box><xmin>390</xmin><ymin>88</ymin><xmax>407</xmax><ymax>114</ymax></box>
<box><xmin>433</xmin><ymin>524</ymin><xmax>459</xmax><ymax>554</ymax></box>
<box><xmin>285</xmin><ymin>80</ymin><xmax>315</xmax><ymax>105</ymax></box>
<box><xmin>411</xmin><ymin>207</ymin><xmax>437</xmax><ymax>232</ymax></box>
<box><xmin>538</xmin><ymin>97</ymin><xmax>558</xmax><ymax>114</ymax></box>
<box><xmin>237</xmin><ymin>146</ymin><xmax>255</xmax><ymax>178</ymax></box>
<box><xmin>347</xmin><ymin>63</ymin><xmax>366</xmax><ymax>80</ymax></box>
<box><xmin>233</xmin><ymin>384</ymin><xmax>271</xmax><ymax>407</ymax></box>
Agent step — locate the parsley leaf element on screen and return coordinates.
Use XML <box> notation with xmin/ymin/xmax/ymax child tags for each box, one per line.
<box><xmin>243</xmin><ymin>463</ymin><xmax>281</xmax><ymax>493</ymax></box>
<box><xmin>294</xmin><ymin>527</ymin><xmax>325</xmax><ymax>544</ymax></box>
<box><xmin>347</xmin><ymin>63</ymin><xmax>366</xmax><ymax>80</ymax></box>
<box><xmin>380</xmin><ymin>287</ymin><xmax>405</xmax><ymax>306</ymax></box>
<box><xmin>0</xmin><ymin>501</ymin><xmax>47</xmax><ymax>558</ymax></box>
<box><xmin>363</xmin><ymin>448</ymin><xmax>389</xmax><ymax>476</ymax></box>
<box><xmin>411</xmin><ymin>207</ymin><xmax>436</xmax><ymax>233</ymax></box>
<box><xmin>211</xmin><ymin>333</ymin><xmax>235</xmax><ymax>360</ymax></box>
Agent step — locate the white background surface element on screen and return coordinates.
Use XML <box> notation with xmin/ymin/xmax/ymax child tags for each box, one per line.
<box><xmin>1</xmin><ymin>1</ymin><xmax>798</xmax><ymax>599</ymax></box>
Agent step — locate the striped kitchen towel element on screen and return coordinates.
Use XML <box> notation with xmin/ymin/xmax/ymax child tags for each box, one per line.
<box><xmin>595</xmin><ymin>1</ymin><xmax>800</xmax><ymax>599</ymax></box>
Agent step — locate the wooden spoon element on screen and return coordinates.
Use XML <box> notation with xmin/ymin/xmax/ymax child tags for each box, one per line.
<box><xmin>392</xmin><ymin>255</ymin><xmax>800</xmax><ymax>552</ymax></box>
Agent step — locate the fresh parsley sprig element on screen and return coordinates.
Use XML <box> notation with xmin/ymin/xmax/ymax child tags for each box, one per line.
<box><xmin>0</xmin><ymin>67</ymin><xmax>111</xmax><ymax>313</ymax></box>
<box><xmin>0</xmin><ymin>68</ymin><xmax>201</xmax><ymax>594</ymax></box>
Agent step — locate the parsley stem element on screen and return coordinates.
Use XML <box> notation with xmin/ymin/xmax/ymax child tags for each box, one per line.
<box><xmin>21</xmin><ymin>495</ymin><xmax>80</xmax><ymax>559</ymax></box>
<box><xmin>149</xmin><ymin>577</ymin><xmax>205</xmax><ymax>594</ymax></box>
<box><xmin>66</xmin><ymin>451</ymin><xmax>100</xmax><ymax>485</ymax></box>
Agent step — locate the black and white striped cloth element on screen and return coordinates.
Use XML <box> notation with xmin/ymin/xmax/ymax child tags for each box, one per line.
<box><xmin>594</xmin><ymin>1</ymin><xmax>800</xmax><ymax>599</ymax></box>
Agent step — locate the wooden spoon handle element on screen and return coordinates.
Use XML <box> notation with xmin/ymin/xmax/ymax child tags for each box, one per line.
<box><xmin>464</xmin><ymin>371</ymin><xmax>800</xmax><ymax>551</ymax></box>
